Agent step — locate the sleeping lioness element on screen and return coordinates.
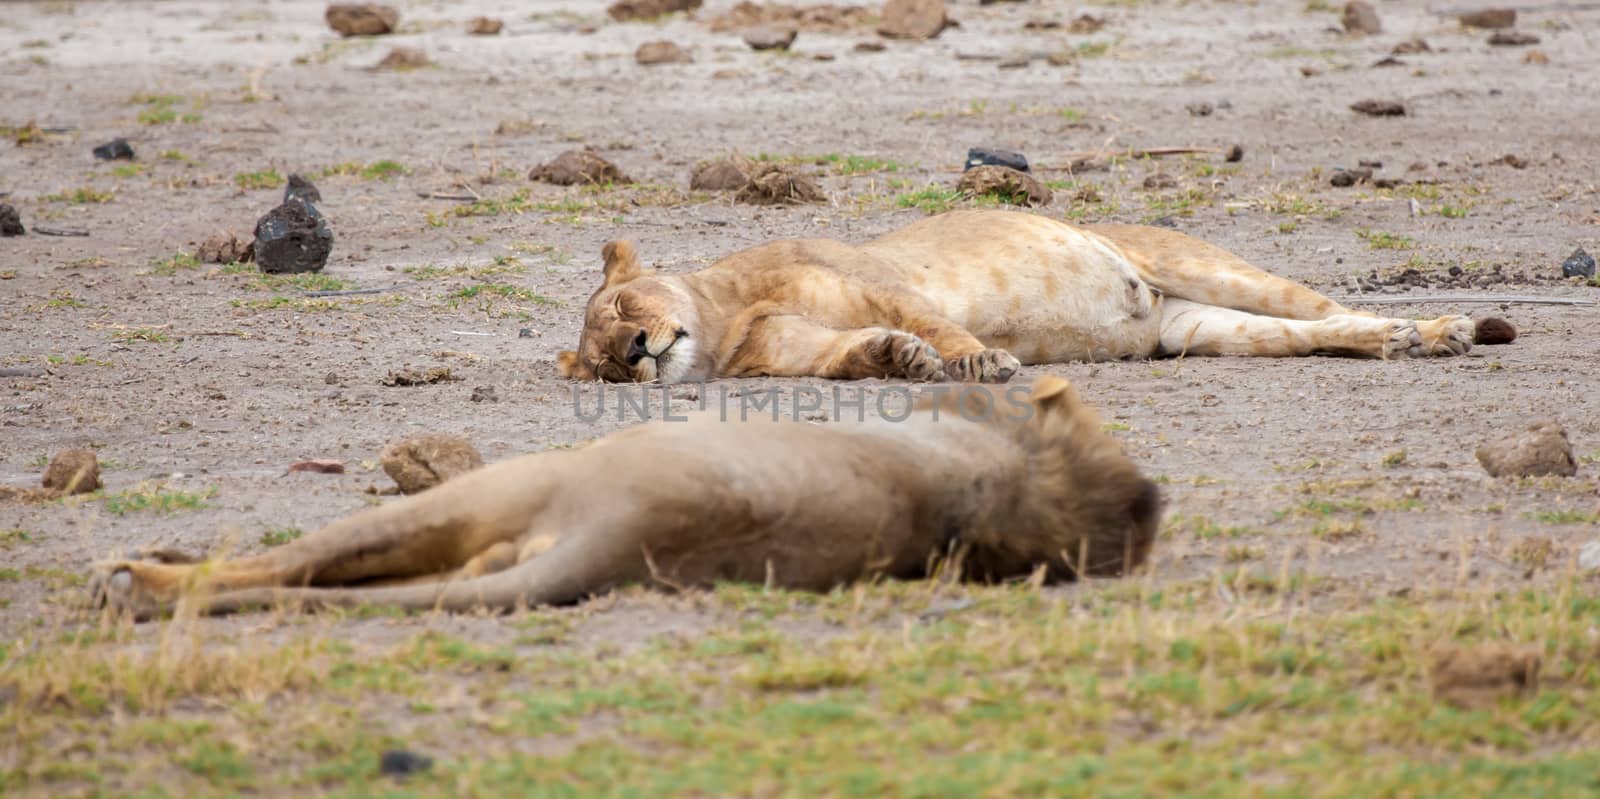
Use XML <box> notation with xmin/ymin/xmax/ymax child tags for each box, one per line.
<box><xmin>558</xmin><ymin>209</ymin><xmax>1481</xmax><ymax>384</ymax></box>
<box><xmin>87</xmin><ymin>377</ymin><xmax>1161</xmax><ymax>620</ymax></box>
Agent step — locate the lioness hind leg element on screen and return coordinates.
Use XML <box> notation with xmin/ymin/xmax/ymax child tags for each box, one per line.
<box><xmin>1158</xmin><ymin>299</ymin><xmax>1436</xmax><ymax>359</ymax></box>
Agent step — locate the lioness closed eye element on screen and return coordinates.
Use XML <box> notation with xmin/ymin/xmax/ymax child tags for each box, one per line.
<box><xmin>558</xmin><ymin>209</ymin><xmax>1488</xmax><ymax>384</ymax></box>
<box><xmin>87</xmin><ymin>377</ymin><xmax>1160</xmax><ymax>620</ymax></box>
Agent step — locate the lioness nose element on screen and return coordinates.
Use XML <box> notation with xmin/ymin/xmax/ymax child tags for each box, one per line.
<box><xmin>627</xmin><ymin>330</ymin><xmax>649</xmax><ymax>361</ymax></box>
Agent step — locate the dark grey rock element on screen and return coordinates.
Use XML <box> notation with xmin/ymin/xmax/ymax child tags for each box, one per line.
<box><xmin>253</xmin><ymin>199</ymin><xmax>333</xmax><ymax>274</ymax></box>
<box><xmin>0</xmin><ymin>204</ymin><xmax>23</xmax><ymax>237</ymax></box>
<box><xmin>964</xmin><ymin>147</ymin><xmax>1030</xmax><ymax>173</ymax></box>
<box><xmin>1562</xmin><ymin>248</ymin><xmax>1596</xmax><ymax>279</ymax></box>
<box><xmin>92</xmin><ymin>138</ymin><xmax>135</xmax><ymax>160</ymax></box>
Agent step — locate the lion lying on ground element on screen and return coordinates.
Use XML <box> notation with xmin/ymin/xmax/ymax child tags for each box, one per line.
<box><xmin>558</xmin><ymin>209</ymin><xmax>1484</xmax><ymax>384</ymax></box>
<box><xmin>88</xmin><ymin>377</ymin><xmax>1162</xmax><ymax>620</ymax></box>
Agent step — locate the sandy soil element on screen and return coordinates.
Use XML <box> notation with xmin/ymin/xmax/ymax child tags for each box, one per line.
<box><xmin>2</xmin><ymin>0</ymin><xmax>1598</xmax><ymax>643</ymax></box>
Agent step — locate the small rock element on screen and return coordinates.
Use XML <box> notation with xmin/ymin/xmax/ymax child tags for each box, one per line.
<box><xmin>1561</xmin><ymin>248</ymin><xmax>1596</xmax><ymax>279</ymax></box>
<box><xmin>1524</xmin><ymin>50</ymin><xmax>1550</xmax><ymax>65</ymax></box>
<box><xmin>1459</xmin><ymin>8</ymin><xmax>1515</xmax><ymax>29</ymax></box>
<box><xmin>1475</xmin><ymin>421</ymin><xmax>1577</xmax><ymax>479</ymax></box>
<box><xmin>1391</xmin><ymin>38</ymin><xmax>1431</xmax><ymax>55</ymax></box>
<box><xmin>996</xmin><ymin>54</ymin><xmax>1031</xmax><ymax>69</ymax></box>
<box><xmin>1186</xmin><ymin>101</ymin><xmax>1213</xmax><ymax>116</ymax></box>
<box><xmin>1488</xmin><ymin>31</ymin><xmax>1540</xmax><ymax>46</ymax></box>
<box><xmin>285</xmin><ymin>174</ymin><xmax>322</xmax><ymax>204</ymax></box>
<box><xmin>1067</xmin><ymin>14</ymin><xmax>1105</xmax><ymax>33</ymax></box>
<box><xmin>1579</xmin><ymin>541</ymin><xmax>1600</xmax><ymax>572</ymax></box>
<box><xmin>0</xmin><ymin>204</ymin><xmax>24</xmax><ymax>237</ymax></box>
<box><xmin>197</xmin><ymin>231</ymin><xmax>253</xmax><ymax>264</ymax></box>
<box><xmin>467</xmin><ymin>17</ymin><xmax>503</xmax><ymax>35</ymax></box>
<box><xmin>812</xmin><ymin>52</ymin><xmax>835</xmax><ymax>61</ymax></box>
<box><xmin>287</xmin><ymin>459</ymin><xmax>345</xmax><ymax>475</ymax></box>
<box><xmin>253</xmin><ymin>200</ymin><xmax>333</xmax><ymax>275</ymax></box>
<box><xmin>1429</xmin><ymin>643</ymin><xmax>1540</xmax><ymax>709</ymax></box>
<box><xmin>379</xmin><ymin>748</ymin><xmax>434</xmax><ymax>778</ymax></box>
<box><xmin>1473</xmin><ymin>317</ymin><xmax>1517</xmax><ymax>345</ymax></box>
<box><xmin>1372</xmin><ymin>177</ymin><xmax>1404</xmax><ymax>189</ymax></box>
<box><xmin>324</xmin><ymin>372</ymin><xmax>340</xmax><ymax>384</ymax></box>
<box><xmin>735</xmin><ymin>163</ymin><xmax>824</xmax><ymax>205</ymax></box>
<box><xmin>518</xmin><ymin>328</ymin><xmax>534</xmax><ymax>338</ymax></box>
<box><xmin>529</xmin><ymin>150</ymin><xmax>633</xmax><ymax>186</ymax></box>
<box><xmin>965</xmin><ymin>147</ymin><xmax>1029</xmax><ymax>173</ymax></box>
<box><xmin>607</xmin><ymin>0</ymin><xmax>701</xmax><ymax>22</ymax></box>
<box><xmin>1023</xmin><ymin>19</ymin><xmax>1060</xmax><ymax>30</ymax></box>
<box><xmin>689</xmin><ymin>159</ymin><xmax>751</xmax><ymax>191</ymax></box>
<box><xmin>92</xmin><ymin>138</ymin><xmax>135</xmax><ymax>161</ymax></box>
<box><xmin>1225</xmin><ymin>144</ymin><xmax>1244</xmax><ymax>162</ymax></box>
<box><xmin>1148</xmin><ymin>216</ymin><xmax>1179</xmax><ymax>229</ymax></box>
<box><xmin>326</xmin><ymin>3</ymin><xmax>399</xmax><ymax>37</ymax></box>
<box><xmin>1371</xmin><ymin>56</ymin><xmax>1405</xmax><ymax>68</ymax></box>
<box><xmin>1341</xmin><ymin>1</ymin><xmax>1381</xmax><ymax>35</ymax></box>
<box><xmin>854</xmin><ymin>40</ymin><xmax>886</xmax><ymax>52</ymax></box>
<box><xmin>1142</xmin><ymin>173</ymin><xmax>1178</xmax><ymax>190</ymax></box>
<box><xmin>382</xmin><ymin>367</ymin><xmax>459</xmax><ymax>387</ymax></box>
<box><xmin>878</xmin><ymin>0</ymin><xmax>950</xmax><ymax>40</ymax></box>
<box><xmin>42</xmin><ymin>449</ymin><xmax>101</xmax><ymax>495</ymax></box>
<box><xmin>470</xmin><ymin>385</ymin><xmax>499</xmax><ymax>403</ymax></box>
<box><xmin>957</xmin><ymin>166</ymin><xmax>1051</xmax><ymax>207</ymax></box>
<box><xmin>376</xmin><ymin>47</ymin><xmax>430</xmax><ymax>70</ymax></box>
<box><xmin>1358</xmin><ymin>158</ymin><xmax>1383</xmax><ymax>168</ymax></box>
<box><xmin>1329</xmin><ymin>167</ymin><xmax>1373</xmax><ymax>187</ymax></box>
<box><xmin>636</xmin><ymin>40</ymin><xmax>693</xmax><ymax>65</ymax></box>
<box><xmin>743</xmin><ymin>25</ymin><xmax>797</xmax><ymax>50</ymax></box>
<box><xmin>1350</xmin><ymin>99</ymin><xmax>1405</xmax><ymax>117</ymax></box>
<box><xmin>381</xmin><ymin>435</ymin><xmax>484</xmax><ymax>494</ymax></box>
<box><xmin>1044</xmin><ymin>51</ymin><xmax>1075</xmax><ymax>67</ymax></box>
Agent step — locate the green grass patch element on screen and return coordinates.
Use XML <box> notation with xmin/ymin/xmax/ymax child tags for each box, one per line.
<box><xmin>233</xmin><ymin>170</ymin><xmax>285</xmax><ymax>191</ymax></box>
<box><xmin>1357</xmin><ymin>229</ymin><xmax>1415</xmax><ymax>250</ymax></box>
<box><xmin>261</xmin><ymin>527</ymin><xmax>304</xmax><ymax>547</ymax></box>
<box><xmin>100</xmin><ymin>484</ymin><xmax>216</xmax><ymax>515</ymax></box>
<box><xmin>895</xmin><ymin>186</ymin><xmax>963</xmax><ymax>215</ymax></box>
<box><xmin>151</xmin><ymin>251</ymin><xmax>201</xmax><ymax>275</ymax></box>
<box><xmin>321</xmin><ymin>160</ymin><xmax>409</xmax><ymax>180</ymax></box>
<box><xmin>819</xmin><ymin>153</ymin><xmax>904</xmax><ymax>176</ymax></box>
<box><xmin>109</xmin><ymin>328</ymin><xmax>172</xmax><ymax>344</ymax></box>
<box><xmin>43</xmin><ymin>187</ymin><xmax>114</xmax><ymax>204</ymax></box>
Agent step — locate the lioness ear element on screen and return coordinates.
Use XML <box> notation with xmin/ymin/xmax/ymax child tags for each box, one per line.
<box><xmin>1029</xmin><ymin>376</ymin><xmax>1083</xmax><ymax>412</ymax></box>
<box><xmin>599</xmin><ymin>240</ymin><xmax>650</xmax><ymax>288</ymax></box>
<box><xmin>556</xmin><ymin>350</ymin><xmax>582</xmax><ymax>379</ymax></box>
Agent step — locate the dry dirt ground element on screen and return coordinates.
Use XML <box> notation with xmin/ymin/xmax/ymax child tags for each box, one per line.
<box><xmin>2</xmin><ymin>0</ymin><xmax>1600</xmax><ymax>795</ymax></box>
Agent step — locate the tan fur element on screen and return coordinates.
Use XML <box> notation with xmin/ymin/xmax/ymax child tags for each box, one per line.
<box><xmin>86</xmin><ymin>378</ymin><xmax>1161</xmax><ymax>619</ymax></box>
<box><xmin>558</xmin><ymin>210</ymin><xmax>1477</xmax><ymax>384</ymax></box>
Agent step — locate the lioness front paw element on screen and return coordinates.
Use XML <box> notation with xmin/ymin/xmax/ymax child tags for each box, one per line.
<box><xmin>866</xmin><ymin>332</ymin><xmax>947</xmax><ymax>381</ymax></box>
<box><xmin>1381</xmin><ymin>320</ymin><xmax>1424</xmax><ymax>359</ymax></box>
<box><xmin>1415</xmin><ymin>315</ymin><xmax>1474</xmax><ymax>357</ymax></box>
<box><xmin>945</xmin><ymin>349</ymin><xmax>1020</xmax><ymax>383</ymax></box>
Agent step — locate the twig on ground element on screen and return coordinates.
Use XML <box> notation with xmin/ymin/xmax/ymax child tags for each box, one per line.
<box><xmin>32</xmin><ymin>226</ymin><xmax>91</xmax><ymax>237</ymax></box>
<box><xmin>1334</xmin><ymin>295</ymin><xmax>1596</xmax><ymax>306</ymax></box>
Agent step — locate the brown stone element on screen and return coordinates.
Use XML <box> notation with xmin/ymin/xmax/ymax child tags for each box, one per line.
<box><xmin>197</xmin><ymin>231</ymin><xmax>253</xmax><ymax>265</ymax></box>
<box><xmin>1459</xmin><ymin>8</ymin><xmax>1515</xmax><ymax>29</ymax></box>
<box><xmin>380</xmin><ymin>434</ymin><xmax>484</xmax><ymax>495</ymax></box>
<box><xmin>1524</xmin><ymin>50</ymin><xmax>1550</xmax><ymax>65</ymax></box>
<box><xmin>957</xmin><ymin>166</ymin><xmax>1051</xmax><ymax>207</ymax></box>
<box><xmin>1475</xmin><ymin>420</ymin><xmax>1577</xmax><ymax>478</ymax></box>
<box><xmin>734</xmin><ymin>163</ymin><xmax>824</xmax><ymax>205</ymax></box>
<box><xmin>1487</xmin><ymin>31</ymin><xmax>1540</xmax><ymax>47</ymax></box>
<box><xmin>743</xmin><ymin>25</ymin><xmax>798</xmax><ymax>50</ymax></box>
<box><xmin>607</xmin><ymin>0</ymin><xmax>701</xmax><ymax>22</ymax></box>
<box><xmin>1391</xmin><ymin>38</ymin><xmax>1431</xmax><ymax>55</ymax></box>
<box><xmin>690</xmin><ymin>159</ymin><xmax>751</xmax><ymax>191</ymax></box>
<box><xmin>41</xmin><ymin>449</ymin><xmax>101</xmax><ymax>495</ymax></box>
<box><xmin>878</xmin><ymin>0</ymin><xmax>949</xmax><ymax>40</ymax></box>
<box><xmin>325</xmin><ymin>4</ymin><xmax>399</xmax><ymax>37</ymax></box>
<box><xmin>376</xmin><ymin>47</ymin><xmax>430</xmax><ymax>70</ymax></box>
<box><xmin>1350</xmin><ymin>99</ymin><xmax>1405</xmax><ymax>117</ymax></box>
<box><xmin>708</xmin><ymin>2</ymin><xmax>872</xmax><ymax>33</ymax></box>
<box><xmin>467</xmin><ymin>17</ymin><xmax>503</xmax><ymax>35</ymax></box>
<box><xmin>636</xmin><ymin>40</ymin><xmax>693</xmax><ymax>65</ymax></box>
<box><xmin>1430</xmin><ymin>643</ymin><xmax>1540</xmax><ymax>709</ymax></box>
<box><xmin>529</xmin><ymin>150</ymin><xmax>633</xmax><ymax>186</ymax></box>
<box><xmin>1341</xmin><ymin>1</ymin><xmax>1381</xmax><ymax>35</ymax></box>
<box><xmin>1067</xmin><ymin>13</ymin><xmax>1105</xmax><ymax>34</ymax></box>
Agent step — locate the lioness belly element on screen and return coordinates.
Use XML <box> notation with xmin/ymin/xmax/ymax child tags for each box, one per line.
<box><xmin>876</xmin><ymin>212</ymin><xmax>1165</xmax><ymax>363</ymax></box>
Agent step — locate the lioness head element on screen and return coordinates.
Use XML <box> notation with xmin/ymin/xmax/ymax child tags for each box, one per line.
<box><xmin>557</xmin><ymin>241</ymin><xmax>707</xmax><ymax>384</ymax></box>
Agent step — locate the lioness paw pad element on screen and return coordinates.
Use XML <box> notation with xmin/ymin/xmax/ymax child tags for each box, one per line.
<box><xmin>870</xmin><ymin>332</ymin><xmax>946</xmax><ymax>381</ymax></box>
<box><xmin>1417</xmin><ymin>315</ymin><xmax>1474</xmax><ymax>357</ymax></box>
<box><xmin>1382</xmin><ymin>321</ymin><xmax>1424</xmax><ymax>359</ymax></box>
<box><xmin>946</xmin><ymin>349</ymin><xmax>1020</xmax><ymax>383</ymax></box>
